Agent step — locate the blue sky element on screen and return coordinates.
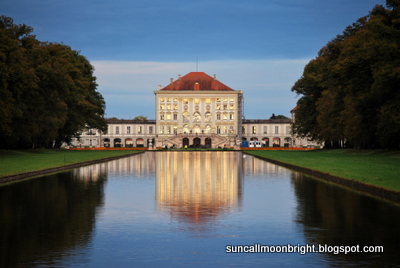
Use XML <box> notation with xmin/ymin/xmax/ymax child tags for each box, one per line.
<box><xmin>2</xmin><ymin>0</ymin><xmax>382</xmax><ymax>119</ymax></box>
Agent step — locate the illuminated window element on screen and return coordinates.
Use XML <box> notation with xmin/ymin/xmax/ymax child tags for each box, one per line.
<box><xmin>216</xmin><ymin>104</ymin><xmax>221</xmax><ymax>110</ymax></box>
<box><xmin>173</xmin><ymin>98</ymin><xmax>178</xmax><ymax>102</ymax></box>
<box><xmin>160</xmin><ymin>104</ymin><xmax>165</xmax><ymax>110</ymax></box>
<box><xmin>167</xmin><ymin>104</ymin><xmax>171</xmax><ymax>110</ymax></box>
<box><xmin>183</xmin><ymin>99</ymin><xmax>188</xmax><ymax>104</ymax></box>
<box><xmin>138</xmin><ymin>126</ymin><xmax>142</xmax><ymax>134</ymax></box>
<box><xmin>230</xmin><ymin>104</ymin><xmax>234</xmax><ymax>110</ymax></box>
<box><xmin>194</xmin><ymin>98</ymin><xmax>200</xmax><ymax>104</ymax></box>
<box><xmin>160</xmin><ymin>98</ymin><xmax>164</xmax><ymax>102</ymax></box>
<box><xmin>223</xmin><ymin>113</ymin><xmax>228</xmax><ymax>120</ymax></box>
<box><xmin>230</xmin><ymin>98</ymin><xmax>234</xmax><ymax>102</ymax></box>
<box><xmin>206</xmin><ymin>98</ymin><xmax>211</xmax><ymax>104</ymax></box>
<box><xmin>216</xmin><ymin>98</ymin><xmax>221</xmax><ymax>102</ymax></box>
<box><xmin>223</xmin><ymin>104</ymin><xmax>227</xmax><ymax>110</ymax></box>
<box><xmin>167</xmin><ymin>98</ymin><xmax>171</xmax><ymax>102</ymax></box>
<box><xmin>173</xmin><ymin>104</ymin><xmax>178</xmax><ymax>110</ymax></box>
<box><xmin>252</xmin><ymin>126</ymin><xmax>256</xmax><ymax>134</ymax></box>
<box><xmin>229</xmin><ymin>114</ymin><xmax>234</xmax><ymax>120</ymax></box>
<box><xmin>223</xmin><ymin>98</ymin><xmax>228</xmax><ymax>102</ymax></box>
<box><xmin>166</xmin><ymin>114</ymin><xmax>171</xmax><ymax>120</ymax></box>
<box><xmin>160</xmin><ymin>114</ymin><xmax>164</xmax><ymax>120</ymax></box>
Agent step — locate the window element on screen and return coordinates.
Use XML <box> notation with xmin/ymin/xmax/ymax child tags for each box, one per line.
<box><xmin>173</xmin><ymin>98</ymin><xmax>178</xmax><ymax>102</ymax></box>
<box><xmin>160</xmin><ymin>98</ymin><xmax>164</xmax><ymax>102</ymax></box>
<box><xmin>116</xmin><ymin>126</ymin><xmax>119</xmax><ymax>134</ymax></box>
<box><xmin>194</xmin><ymin>98</ymin><xmax>200</xmax><ymax>104</ymax></box>
<box><xmin>230</xmin><ymin>104</ymin><xmax>234</xmax><ymax>110</ymax></box>
<box><xmin>127</xmin><ymin>126</ymin><xmax>131</xmax><ymax>134</ymax></box>
<box><xmin>223</xmin><ymin>126</ymin><xmax>227</xmax><ymax>134</ymax></box>
<box><xmin>242</xmin><ymin>126</ymin><xmax>245</xmax><ymax>134</ymax></box>
<box><xmin>160</xmin><ymin>104</ymin><xmax>165</xmax><ymax>110</ymax></box>
<box><xmin>217</xmin><ymin>114</ymin><xmax>221</xmax><ymax>120</ymax></box>
<box><xmin>167</xmin><ymin>98</ymin><xmax>171</xmax><ymax>102</ymax></box>
<box><xmin>223</xmin><ymin>104</ymin><xmax>227</xmax><ymax>110</ymax></box>
<box><xmin>229</xmin><ymin>114</ymin><xmax>234</xmax><ymax>120</ymax></box>
<box><xmin>173</xmin><ymin>104</ymin><xmax>178</xmax><ymax>110</ymax></box>
<box><xmin>229</xmin><ymin>126</ymin><xmax>234</xmax><ymax>134</ymax></box>
<box><xmin>286</xmin><ymin>126</ymin><xmax>290</xmax><ymax>134</ymax></box>
<box><xmin>193</xmin><ymin>112</ymin><xmax>200</xmax><ymax>122</ymax></box>
<box><xmin>223</xmin><ymin>98</ymin><xmax>227</xmax><ymax>102</ymax></box>
<box><xmin>205</xmin><ymin>112</ymin><xmax>211</xmax><ymax>122</ymax></box>
<box><xmin>149</xmin><ymin>126</ymin><xmax>153</xmax><ymax>134</ymax></box>
<box><xmin>173</xmin><ymin>114</ymin><xmax>178</xmax><ymax>120</ymax></box>
<box><xmin>183</xmin><ymin>98</ymin><xmax>188</xmax><ymax>104</ymax></box>
<box><xmin>217</xmin><ymin>126</ymin><xmax>221</xmax><ymax>134</ymax></box>
<box><xmin>167</xmin><ymin>126</ymin><xmax>171</xmax><ymax>134</ymax></box>
<box><xmin>223</xmin><ymin>113</ymin><xmax>228</xmax><ymax>120</ymax></box>
<box><xmin>252</xmin><ymin>126</ymin><xmax>256</xmax><ymax>134</ymax></box>
<box><xmin>206</xmin><ymin>98</ymin><xmax>211</xmax><ymax>104</ymax></box>
<box><xmin>182</xmin><ymin>112</ymin><xmax>189</xmax><ymax>122</ymax></box>
<box><xmin>138</xmin><ymin>126</ymin><xmax>142</xmax><ymax>134</ymax></box>
<box><xmin>263</xmin><ymin>126</ymin><xmax>268</xmax><ymax>134</ymax></box>
<box><xmin>173</xmin><ymin>126</ymin><xmax>177</xmax><ymax>134</ymax></box>
<box><xmin>160</xmin><ymin>126</ymin><xmax>164</xmax><ymax>134</ymax></box>
<box><xmin>216</xmin><ymin>104</ymin><xmax>221</xmax><ymax>110</ymax></box>
<box><xmin>166</xmin><ymin>114</ymin><xmax>171</xmax><ymax>120</ymax></box>
<box><xmin>216</xmin><ymin>98</ymin><xmax>221</xmax><ymax>102</ymax></box>
<box><xmin>230</xmin><ymin>98</ymin><xmax>234</xmax><ymax>102</ymax></box>
<box><xmin>167</xmin><ymin>104</ymin><xmax>171</xmax><ymax>110</ymax></box>
<box><xmin>275</xmin><ymin>126</ymin><xmax>279</xmax><ymax>134</ymax></box>
<box><xmin>160</xmin><ymin>114</ymin><xmax>165</xmax><ymax>120</ymax></box>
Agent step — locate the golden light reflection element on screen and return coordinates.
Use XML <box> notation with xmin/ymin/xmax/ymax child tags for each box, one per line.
<box><xmin>156</xmin><ymin>151</ymin><xmax>243</xmax><ymax>226</ymax></box>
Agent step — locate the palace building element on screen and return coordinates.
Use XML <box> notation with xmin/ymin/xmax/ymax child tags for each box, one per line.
<box><xmin>72</xmin><ymin>72</ymin><xmax>317</xmax><ymax>148</ymax></box>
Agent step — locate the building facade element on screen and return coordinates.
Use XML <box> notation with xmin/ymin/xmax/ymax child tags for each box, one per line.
<box><xmin>72</xmin><ymin>72</ymin><xmax>314</xmax><ymax>148</ymax></box>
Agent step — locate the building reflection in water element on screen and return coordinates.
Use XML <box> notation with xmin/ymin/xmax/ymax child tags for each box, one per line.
<box><xmin>155</xmin><ymin>151</ymin><xmax>243</xmax><ymax>229</ymax></box>
<box><xmin>72</xmin><ymin>152</ymin><xmax>156</xmax><ymax>181</ymax></box>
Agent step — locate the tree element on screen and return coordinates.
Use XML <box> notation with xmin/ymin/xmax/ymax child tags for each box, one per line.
<box><xmin>291</xmin><ymin>1</ymin><xmax>400</xmax><ymax>149</ymax></box>
<box><xmin>133</xmin><ymin>115</ymin><xmax>148</xmax><ymax>121</ymax></box>
<box><xmin>0</xmin><ymin>16</ymin><xmax>107</xmax><ymax>148</ymax></box>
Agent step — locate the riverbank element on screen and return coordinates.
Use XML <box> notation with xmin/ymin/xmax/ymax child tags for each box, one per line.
<box><xmin>245</xmin><ymin>149</ymin><xmax>400</xmax><ymax>202</ymax></box>
<box><xmin>0</xmin><ymin>149</ymin><xmax>141</xmax><ymax>184</ymax></box>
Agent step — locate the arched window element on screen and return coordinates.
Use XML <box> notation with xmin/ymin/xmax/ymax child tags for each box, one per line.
<box><xmin>182</xmin><ymin>112</ymin><xmax>189</xmax><ymax>122</ymax></box>
<box><xmin>205</xmin><ymin>125</ymin><xmax>211</xmax><ymax>133</ymax></box>
<box><xmin>205</xmin><ymin>112</ymin><xmax>212</xmax><ymax>122</ymax></box>
<box><xmin>193</xmin><ymin>112</ymin><xmax>201</xmax><ymax>122</ymax></box>
<box><xmin>183</xmin><ymin>125</ymin><xmax>189</xmax><ymax>134</ymax></box>
<box><xmin>273</xmin><ymin>137</ymin><xmax>280</xmax><ymax>147</ymax></box>
<box><xmin>262</xmin><ymin>137</ymin><xmax>269</xmax><ymax>147</ymax></box>
<box><xmin>136</xmin><ymin>138</ymin><xmax>144</xmax><ymax>147</ymax></box>
<box><xmin>193</xmin><ymin>124</ymin><xmax>200</xmax><ymax>134</ymax></box>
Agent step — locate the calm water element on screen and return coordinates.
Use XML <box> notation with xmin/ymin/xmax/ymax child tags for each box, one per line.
<box><xmin>0</xmin><ymin>151</ymin><xmax>399</xmax><ymax>267</ymax></box>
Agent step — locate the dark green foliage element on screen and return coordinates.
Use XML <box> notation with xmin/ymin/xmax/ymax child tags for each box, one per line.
<box><xmin>0</xmin><ymin>16</ymin><xmax>106</xmax><ymax>149</ymax></box>
<box><xmin>291</xmin><ymin>1</ymin><xmax>400</xmax><ymax>149</ymax></box>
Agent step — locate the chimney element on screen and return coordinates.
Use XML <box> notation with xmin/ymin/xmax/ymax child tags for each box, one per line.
<box><xmin>213</xmin><ymin>74</ymin><xmax>217</xmax><ymax>80</ymax></box>
<box><xmin>170</xmin><ymin>78</ymin><xmax>174</xmax><ymax>85</ymax></box>
<box><xmin>158</xmin><ymin>85</ymin><xmax>162</xmax><ymax>90</ymax></box>
<box><xmin>178</xmin><ymin>74</ymin><xmax>181</xmax><ymax>80</ymax></box>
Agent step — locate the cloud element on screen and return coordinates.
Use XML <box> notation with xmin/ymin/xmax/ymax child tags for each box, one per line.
<box><xmin>92</xmin><ymin>59</ymin><xmax>310</xmax><ymax>119</ymax></box>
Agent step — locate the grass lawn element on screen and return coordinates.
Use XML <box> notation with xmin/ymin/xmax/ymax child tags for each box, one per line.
<box><xmin>0</xmin><ymin>149</ymin><xmax>140</xmax><ymax>177</ymax></box>
<box><xmin>246</xmin><ymin>149</ymin><xmax>400</xmax><ymax>192</ymax></box>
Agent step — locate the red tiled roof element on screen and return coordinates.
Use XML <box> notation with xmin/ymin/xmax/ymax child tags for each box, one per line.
<box><xmin>160</xmin><ymin>72</ymin><xmax>234</xmax><ymax>91</ymax></box>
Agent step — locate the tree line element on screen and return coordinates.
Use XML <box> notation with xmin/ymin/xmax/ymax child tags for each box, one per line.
<box><xmin>0</xmin><ymin>16</ymin><xmax>107</xmax><ymax>149</ymax></box>
<box><xmin>291</xmin><ymin>0</ymin><xmax>400</xmax><ymax>149</ymax></box>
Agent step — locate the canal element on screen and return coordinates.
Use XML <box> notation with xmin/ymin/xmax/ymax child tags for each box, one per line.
<box><xmin>0</xmin><ymin>151</ymin><xmax>399</xmax><ymax>267</ymax></box>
